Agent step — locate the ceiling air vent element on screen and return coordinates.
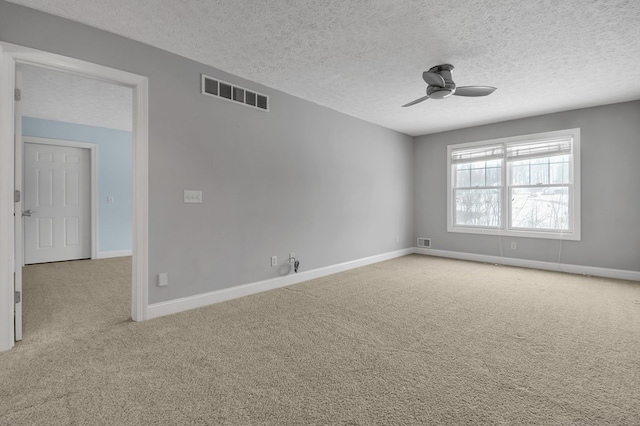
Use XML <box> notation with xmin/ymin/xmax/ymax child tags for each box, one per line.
<box><xmin>202</xmin><ymin>75</ymin><xmax>269</xmax><ymax>111</ymax></box>
<box><xmin>417</xmin><ymin>238</ymin><xmax>431</xmax><ymax>248</ymax></box>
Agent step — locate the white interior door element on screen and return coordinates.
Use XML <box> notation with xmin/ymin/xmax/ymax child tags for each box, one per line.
<box><xmin>23</xmin><ymin>142</ymin><xmax>91</xmax><ymax>264</ymax></box>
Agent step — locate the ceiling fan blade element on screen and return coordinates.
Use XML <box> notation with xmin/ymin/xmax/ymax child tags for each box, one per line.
<box><xmin>402</xmin><ymin>95</ymin><xmax>430</xmax><ymax>107</ymax></box>
<box><xmin>454</xmin><ymin>86</ymin><xmax>497</xmax><ymax>97</ymax></box>
<box><xmin>422</xmin><ymin>72</ymin><xmax>445</xmax><ymax>87</ymax></box>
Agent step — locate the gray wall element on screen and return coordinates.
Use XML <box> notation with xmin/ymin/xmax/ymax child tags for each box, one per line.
<box><xmin>415</xmin><ymin>101</ymin><xmax>640</xmax><ymax>272</ymax></box>
<box><xmin>1</xmin><ymin>1</ymin><xmax>415</xmax><ymax>304</ymax></box>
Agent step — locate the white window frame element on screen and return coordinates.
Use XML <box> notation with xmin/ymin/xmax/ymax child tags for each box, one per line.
<box><xmin>447</xmin><ymin>128</ymin><xmax>581</xmax><ymax>241</ymax></box>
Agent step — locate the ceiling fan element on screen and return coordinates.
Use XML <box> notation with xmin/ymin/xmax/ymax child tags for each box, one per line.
<box><xmin>402</xmin><ymin>64</ymin><xmax>496</xmax><ymax>107</ymax></box>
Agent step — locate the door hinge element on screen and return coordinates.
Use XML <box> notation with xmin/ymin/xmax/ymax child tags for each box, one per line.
<box><xmin>14</xmin><ymin>88</ymin><xmax>22</xmax><ymax>101</ymax></box>
<box><xmin>15</xmin><ymin>291</ymin><xmax>21</xmax><ymax>304</ymax></box>
<box><xmin>14</xmin><ymin>190</ymin><xmax>20</xmax><ymax>203</ymax></box>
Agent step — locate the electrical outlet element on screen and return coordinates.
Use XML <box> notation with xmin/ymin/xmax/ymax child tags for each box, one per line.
<box><xmin>271</xmin><ymin>256</ymin><xmax>278</xmax><ymax>267</ymax></box>
<box><xmin>289</xmin><ymin>253</ymin><xmax>295</xmax><ymax>263</ymax></box>
<box><xmin>511</xmin><ymin>242</ymin><xmax>517</xmax><ymax>250</ymax></box>
<box><xmin>107</xmin><ymin>195</ymin><xmax>114</xmax><ymax>204</ymax></box>
<box><xmin>396</xmin><ymin>235</ymin><xmax>400</xmax><ymax>243</ymax></box>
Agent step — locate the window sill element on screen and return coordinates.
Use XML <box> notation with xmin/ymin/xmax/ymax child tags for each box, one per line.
<box><xmin>447</xmin><ymin>226</ymin><xmax>581</xmax><ymax>241</ymax></box>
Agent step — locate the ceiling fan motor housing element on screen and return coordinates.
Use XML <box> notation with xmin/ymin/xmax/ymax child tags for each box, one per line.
<box><xmin>426</xmin><ymin>63</ymin><xmax>456</xmax><ymax>99</ymax></box>
<box><xmin>402</xmin><ymin>63</ymin><xmax>495</xmax><ymax>107</ymax></box>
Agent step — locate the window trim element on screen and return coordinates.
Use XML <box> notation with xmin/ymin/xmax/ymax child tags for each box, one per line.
<box><xmin>446</xmin><ymin>128</ymin><xmax>581</xmax><ymax>241</ymax></box>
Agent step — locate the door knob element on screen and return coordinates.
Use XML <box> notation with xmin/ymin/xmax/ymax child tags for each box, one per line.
<box><xmin>21</xmin><ymin>210</ymin><xmax>36</xmax><ymax>217</ymax></box>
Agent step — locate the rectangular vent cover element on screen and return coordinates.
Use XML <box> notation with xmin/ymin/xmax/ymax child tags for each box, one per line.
<box><xmin>202</xmin><ymin>75</ymin><xmax>268</xmax><ymax>111</ymax></box>
<box><xmin>417</xmin><ymin>238</ymin><xmax>431</xmax><ymax>248</ymax></box>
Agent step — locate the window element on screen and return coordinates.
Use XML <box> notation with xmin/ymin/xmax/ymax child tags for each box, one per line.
<box><xmin>447</xmin><ymin>129</ymin><xmax>580</xmax><ymax>240</ymax></box>
<box><xmin>451</xmin><ymin>144</ymin><xmax>503</xmax><ymax>228</ymax></box>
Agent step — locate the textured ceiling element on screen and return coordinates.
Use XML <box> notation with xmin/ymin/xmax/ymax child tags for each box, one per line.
<box><xmin>8</xmin><ymin>0</ymin><xmax>640</xmax><ymax>136</ymax></box>
<box><xmin>20</xmin><ymin>64</ymin><xmax>133</xmax><ymax>131</ymax></box>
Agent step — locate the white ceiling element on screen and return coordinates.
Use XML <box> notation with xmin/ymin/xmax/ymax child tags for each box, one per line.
<box><xmin>9</xmin><ymin>0</ymin><xmax>640</xmax><ymax>136</ymax></box>
<box><xmin>20</xmin><ymin>64</ymin><xmax>133</xmax><ymax>131</ymax></box>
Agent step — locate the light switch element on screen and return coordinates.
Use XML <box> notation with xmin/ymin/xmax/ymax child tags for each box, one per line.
<box><xmin>184</xmin><ymin>190</ymin><xmax>202</xmax><ymax>203</ymax></box>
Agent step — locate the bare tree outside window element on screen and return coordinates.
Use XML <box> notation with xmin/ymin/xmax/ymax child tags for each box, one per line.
<box><xmin>453</xmin><ymin>159</ymin><xmax>502</xmax><ymax>227</ymax></box>
<box><xmin>448</xmin><ymin>129</ymin><xmax>579</xmax><ymax>240</ymax></box>
<box><xmin>509</xmin><ymin>155</ymin><xmax>570</xmax><ymax>231</ymax></box>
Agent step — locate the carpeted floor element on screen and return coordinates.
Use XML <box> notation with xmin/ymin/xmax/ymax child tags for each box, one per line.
<box><xmin>1</xmin><ymin>254</ymin><xmax>639</xmax><ymax>425</ymax></box>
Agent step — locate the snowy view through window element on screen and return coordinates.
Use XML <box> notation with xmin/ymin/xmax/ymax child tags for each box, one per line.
<box><xmin>454</xmin><ymin>155</ymin><xmax>570</xmax><ymax>230</ymax></box>
<box><xmin>509</xmin><ymin>155</ymin><xmax>570</xmax><ymax>230</ymax></box>
<box><xmin>454</xmin><ymin>159</ymin><xmax>502</xmax><ymax>227</ymax></box>
<box><xmin>449</xmin><ymin>129</ymin><xmax>579</xmax><ymax>239</ymax></box>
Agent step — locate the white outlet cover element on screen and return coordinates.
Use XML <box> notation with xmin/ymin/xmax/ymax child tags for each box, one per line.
<box><xmin>184</xmin><ymin>190</ymin><xmax>202</xmax><ymax>203</ymax></box>
<box><xmin>158</xmin><ymin>273</ymin><xmax>169</xmax><ymax>287</ymax></box>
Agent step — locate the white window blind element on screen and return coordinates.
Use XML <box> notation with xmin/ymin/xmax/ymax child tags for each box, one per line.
<box><xmin>451</xmin><ymin>144</ymin><xmax>504</xmax><ymax>164</ymax></box>
<box><xmin>506</xmin><ymin>137</ymin><xmax>573</xmax><ymax>161</ymax></box>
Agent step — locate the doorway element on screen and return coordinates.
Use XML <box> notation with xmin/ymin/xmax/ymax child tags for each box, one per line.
<box><xmin>16</xmin><ymin>62</ymin><xmax>132</xmax><ymax>342</ymax></box>
<box><xmin>0</xmin><ymin>42</ymin><xmax>149</xmax><ymax>352</ymax></box>
<box><xmin>15</xmin><ymin>61</ymin><xmax>135</xmax><ymax>343</ymax></box>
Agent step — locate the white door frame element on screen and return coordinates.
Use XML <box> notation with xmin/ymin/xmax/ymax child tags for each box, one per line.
<box><xmin>13</xmin><ymin>68</ymin><xmax>22</xmax><ymax>341</ymax></box>
<box><xmin>22</xmin><ymin>137</ymin><xmax>99</xmax><ymax>261</ymax></box>
<box><xmin>0</xmin><ymin>41</ymin><xmax>149</xmax><ymax>352</ymax></box>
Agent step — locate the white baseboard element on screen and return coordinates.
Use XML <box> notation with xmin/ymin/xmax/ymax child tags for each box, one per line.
<box><xmin>96</xmin><ymin>250</ymin><xmax>132</xmax><ymax>259</ymax></box>
<box><xmin>147</xmin><ymin>248</ymin><xmax>414</xmax><ymax>320</ymax></box>
<box><xmin>146</xmin><ymin>246</ymin><xmax>639</xmax><ymax>321</ymax></box>
<box><xmin>414</xmin><ymin>248</ymin><xmax>640</xmax><ymax>281</ymax></box>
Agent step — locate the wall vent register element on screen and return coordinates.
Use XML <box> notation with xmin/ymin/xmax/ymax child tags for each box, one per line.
<box><xmin>417</xmin><ymin>238</ymin><xmax>432</xmax><ymax>248</ymax></box>
<box><xmin>201</xmin><ymin>75</ymin><xmax>268</xmax><ymax>111</ymax></box>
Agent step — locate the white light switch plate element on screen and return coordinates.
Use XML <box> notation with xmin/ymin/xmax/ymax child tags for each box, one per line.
<box><xmin>184</xmin><ymin>190</ymin><xmax>202</xmax><ymax>203</ymax></box>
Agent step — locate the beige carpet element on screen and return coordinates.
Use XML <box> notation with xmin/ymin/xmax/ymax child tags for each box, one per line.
<box><xmin>1</xmin><ymin>255</ymin><xmax>639</xmax><ymax>425</ymax></box>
